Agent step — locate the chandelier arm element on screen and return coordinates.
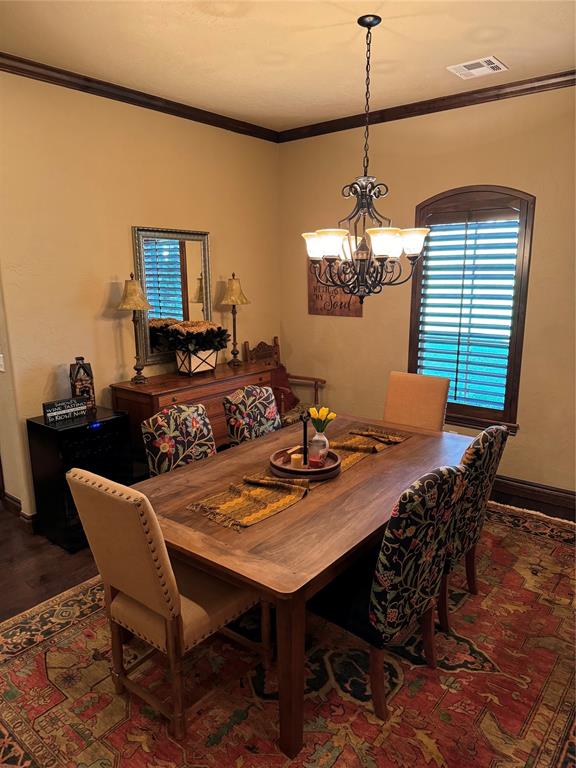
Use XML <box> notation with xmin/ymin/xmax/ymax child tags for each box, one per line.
<box><xmin>386</xmin><ymin>259</ymin><xmax>403</xmax><ymax>283</ymax></box>
<box><xmin>337</xmin><ymin>261</ymin><xmax>360</xmax><ymax>289</ymax></box>
<box><xmin>367</xmin><ymin>202</ymin><xmax>391</xmax><ymax>227</ymax></box>
<box><xmin>309</xmin><ymin>261</ymin><xmax>337</xmax><ymax>289</ymax></box>
<box><xmin>366</xmin><ymin>259</ymin><xmax>382</xmax><ymax>285</ymax></box>
<box><xmin>384</xmin><ymin>259</ymin><xmax>419</xmax><ymax>287</ymax></box>
<box><xmin>382</xmin><ymin>258</ymin><xmax>400</xmax><ymax>278</ymax></box>
<box><xmin>339</xmin><ymin>199</ymin><xmax>363</xmax><ymax>228</ymax></box>
<box><xmin>328</xmin><ymin>259</ymin><xmax>353</xmax><ymax>289</ymax></box>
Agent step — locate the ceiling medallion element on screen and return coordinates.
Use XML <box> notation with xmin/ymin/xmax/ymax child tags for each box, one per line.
<box><xmin>302</xmin><ymin>14</ymin><xmax>429</xmax><ymax>304</ymax></box>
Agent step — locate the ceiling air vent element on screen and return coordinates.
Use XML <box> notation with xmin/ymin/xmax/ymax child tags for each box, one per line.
<box><xmin>447</xmin><ymin>56</ymin><xmax>508</xmax><ymax>80</ymax></box>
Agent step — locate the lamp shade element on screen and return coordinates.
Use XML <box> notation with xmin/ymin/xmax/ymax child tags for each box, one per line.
<box><xmin>401</xmin><ymin>228</ymin><xmax>430</xmax><ymax>255</ymax></box>
<box><xmin>117</xmin><ymin>274</ymin><xmax>152</xmax><ymax>311</ymax></box>
<box><xmin>301</xmin><ymin>232</ymin><xmax>324</xmax><ymax>260</ymax></box>
<box><xmin>316</xmin><ymin>229</ymin><xmax>349</xmax><ymax>258</ymax></box>
<box><xmin>191</xmin><ymin>276</ymin><xmax>204</xmax><ymax>303</ymax></box>
<box><xmin>366</xmin><ymin>227</ymin><xmax>402</xmax><ymax>258</ymax></box>
<box><xmin>221</xmin><ymin>273</ymin><xmax>250</xmax><ymax>306</ymax></box>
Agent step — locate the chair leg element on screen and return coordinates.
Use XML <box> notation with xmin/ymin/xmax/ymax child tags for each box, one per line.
<box><xmin>421</xmin><ymin>605</ymin><xmax>437</xmax><ymax>669</ymax></box>
<box><xmin>166</xmin><ymin>617</ymin><xmax>186</xmax><ymax>740</ymax></box>
<box><xmin>369</xmin><ymin>646</ymin><xmax>389</xmax><ymax>721</ymax></box>
<box><xmin>261</xmin><ymin>601</ymin><xmax>273</xmax><ymax>669</ymax></box>
<box><xmin>438</xmin><ymin>573</ymin><xmax>450</xmax><ymax>633</ymax></box>
<box><xmin>109</xmin><ymin>619</ymin><xmax>126</xmax><ymax>694</ymax></box>
<box><xmin>466</xmin><ymin>545</ymin><xmax>478</xmax><ymax>595</ymax></box>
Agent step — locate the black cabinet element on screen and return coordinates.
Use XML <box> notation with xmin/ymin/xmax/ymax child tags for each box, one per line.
<box><xmin>27</xmin><ymin>407</ymin><xmax>131</xmax><ymax>552</ymax></box>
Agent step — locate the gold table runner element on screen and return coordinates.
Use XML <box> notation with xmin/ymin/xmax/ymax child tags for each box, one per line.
<box><xmin>187</xmin><ymin>425</ymin><xmax>409</xmax><ymax>530</ymax></box>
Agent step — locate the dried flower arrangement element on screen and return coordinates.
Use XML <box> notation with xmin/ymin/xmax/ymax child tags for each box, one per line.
<box><xmin>149</xmin><ymin>318</ymin><xmax>230</xmax><ymax>353</ymax></box>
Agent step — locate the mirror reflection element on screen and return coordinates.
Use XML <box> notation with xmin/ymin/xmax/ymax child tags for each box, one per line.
<box><xmin>132</xmin><ymin>227</ymin><xmax>212</xmax><ymax>365</ymax></box>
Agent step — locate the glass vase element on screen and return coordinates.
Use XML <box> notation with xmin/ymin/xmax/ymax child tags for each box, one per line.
<box><xmin>308</xmin><ymin>430</ymin><xmax>329</xmax><ymax>468</ymax></box>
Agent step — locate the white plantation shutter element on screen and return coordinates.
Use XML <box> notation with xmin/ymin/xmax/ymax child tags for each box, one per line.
<box><xmin>143</xmin><ymin>238</ymin><xmax>186</xmax><ymax>320</ymax></box>
<box><xmin>417</xmin><ymin>219</ymin><xmax>519</xmax><ymax>410</ymax></box>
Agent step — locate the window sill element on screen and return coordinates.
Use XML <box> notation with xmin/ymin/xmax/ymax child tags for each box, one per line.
<box><xmin>445</xmin><ymin>413</ymin><xmax>519</xmax><ymax>436</ymax></box>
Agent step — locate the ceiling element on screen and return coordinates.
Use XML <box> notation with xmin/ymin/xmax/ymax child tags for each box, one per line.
<box><xmin>0</xmin><ymin>1</ymin><xmax>574</xmax><ymax>131</ymax></box>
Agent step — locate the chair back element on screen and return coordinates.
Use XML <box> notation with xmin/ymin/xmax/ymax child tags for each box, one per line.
<box><xmin>369</xmin><ymin>465</ymin><xmax>465</xmax><ymax>644</ymax></box>
<box><xmin>223</xmin><ymin>385</ymin><xmax>282</xmax><ymax>444</ymax></box>
<box><xmin>383</xmin><ymin>371</ymin><xmax>449</xmax><ymax>431</ymax></box>
<box><xmin>67</xmin><ymin>469</ymin><xmax>180</xmax><ymax>619</ymax></box>
<box><xmin>243</xmin><ymin>336</ymin><xmax>281</xmax><ymax>366</ymax></box>
<box><xmin>141</xmin><ymin>403</ymin><xmax>216</xmax><ymax>476</ymax></box>
<box><xmin>448</xmin><ymin>426</ymin><xmax>508</xmax><ymax>567</ymax></box>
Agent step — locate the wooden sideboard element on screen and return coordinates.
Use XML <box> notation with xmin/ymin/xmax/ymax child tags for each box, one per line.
<box><xmin>110</xmin><ymin>361</ymin><xmax>276</xmax><ymax>456</ymax></box>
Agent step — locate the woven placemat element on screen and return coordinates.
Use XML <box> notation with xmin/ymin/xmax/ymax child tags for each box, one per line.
<box><xmin>187</xmin><ymin>425</ymin><xmax>410</xmax><ymax>530</ymax></box>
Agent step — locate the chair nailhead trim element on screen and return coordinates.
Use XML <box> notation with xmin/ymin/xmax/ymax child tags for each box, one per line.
<box><xmin>68</xmin><ymin>471</ymin><xmax>178</xmax><ymax>617</ymax></box>
<box><xmin>111</xmin><ymin>598</ymin><xmax>259</xmax><ymax>654</ymax></box>
<box><xmin>183</xmin><ymin>599</ymin><xmax>259</xmax><ymax>651</ymax></box>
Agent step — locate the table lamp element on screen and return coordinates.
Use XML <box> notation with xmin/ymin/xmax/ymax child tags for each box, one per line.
<box><xmin>221</xmin><ymin>272</ymin><xmax>250</xmax><ymax>367</ymax></box>
<box><xmin>117</xmin><ymin>273</ymin><xmax>152</xmax><ymax>384</ymax></box>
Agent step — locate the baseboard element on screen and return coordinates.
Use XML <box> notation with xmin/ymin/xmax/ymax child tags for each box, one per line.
<box><xmin>491</xmin><ymin>476</ymin><xmax>576</xmax><ymax>522</ymax></box>
<box><xmin>0</xmin><ymin>493</ymin><xmax>34</xmax><ymax>532</ymax></box>
<box><xmin>0</xmin><ymin>492</ymin><xmax>21</xmax><ymax>517</ymax></box>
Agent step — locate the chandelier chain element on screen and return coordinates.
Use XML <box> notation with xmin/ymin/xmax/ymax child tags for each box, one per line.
<box><xmin>362</xmin><ymin>27</ymin><xmax>372</xmax><ymax>177</ymax></box>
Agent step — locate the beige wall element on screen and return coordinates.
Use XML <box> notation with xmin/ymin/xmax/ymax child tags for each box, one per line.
<box><xmin>0</xmin><ymin>74</ymin><xmax>280</xmax><ymax>518</ymax></box>
<box><xmin>279</xmin><ymin>88</ymin><xmax>575</xmax><ymax>490</ymax></box>
<box><xmin>0</xmin><ymin>76</ymin><xmax>574</xmax><ymax>521</ymax></box>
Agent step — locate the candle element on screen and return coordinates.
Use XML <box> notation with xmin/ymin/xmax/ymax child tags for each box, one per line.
<box><xmin>290</xmin><ymin>454</ymin><xmax>304</xmax><ymax>468</ymax></box>
<box><xmin>302</xmin><ymin>415</ymin><xmax>309</xmax><ymax>466</ymax></box>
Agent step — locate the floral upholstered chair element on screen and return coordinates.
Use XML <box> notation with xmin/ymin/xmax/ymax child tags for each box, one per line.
<box><xmin>223</xmin><ymin>385</ymin><xmax>282</xmax><ymax>444</ymax></box>
<box><xmin>242</xmin><ymin>337</ymin><xmax>326</xmax><ymax>427</ymax></box>
<box><xmin>141</xmin><ymin>404</ymin><xmax>216</xmax><ymax>476</ymax></box>
<box><xmin>438</xmin><ymin>426</ymin><xmax>508</xmax><ymax>631</ymax></box>
<box><xmin>309</xmin><ymin>465</ymin><xmax>465</xmax><ymax>720</ymax></box>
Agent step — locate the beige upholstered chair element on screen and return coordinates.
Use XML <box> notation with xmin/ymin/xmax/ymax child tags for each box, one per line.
<box><xmin>383</xmin><ymin>371</ymin><xmax>450</xmax><ymax>431</ymax></box>
<box><xmin>67</xmin><ymin>468</ymin><xmax>270</xmax><ymax>738</ymax></box>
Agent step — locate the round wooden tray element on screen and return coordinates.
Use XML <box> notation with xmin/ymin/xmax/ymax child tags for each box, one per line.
<box><xmin>269</xmin><ymin>448</ymin><xmax>341</xmax><ymax>480</ymax></box>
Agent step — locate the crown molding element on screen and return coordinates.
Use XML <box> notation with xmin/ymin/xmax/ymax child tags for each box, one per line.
<box><xmin>1</xmin><ymin>51</ymin><xmax>574</xmax><ymax>144</ymax></box>
<box><xmin>277</xmin><ymin>69</ymin><xmax>576</xmax><ymax>142</ymax></box>
<box><xmin>0</xmin><ymin>51</ymin><xmax>278</xmax><ymax>142</ymax></box>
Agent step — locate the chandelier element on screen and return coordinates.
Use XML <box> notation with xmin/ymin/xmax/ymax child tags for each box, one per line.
<box><xmin>302</xmin><ymin>14</ymin><xmax>429</xmax><ymax>303</ymax></box>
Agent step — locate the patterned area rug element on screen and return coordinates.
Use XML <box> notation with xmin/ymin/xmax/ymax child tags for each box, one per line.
<box><xmin>0</xmin><ymin>503</ymin><xmax>574</xmax><ymax>768</ymax></box>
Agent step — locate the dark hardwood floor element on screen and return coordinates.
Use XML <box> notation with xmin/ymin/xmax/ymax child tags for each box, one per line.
<box><xmin>0</xmin><ymin>508</ymin><xmax>97</xmax><ymax>622</ymax></box>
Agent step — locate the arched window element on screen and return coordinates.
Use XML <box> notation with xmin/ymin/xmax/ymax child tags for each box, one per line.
<box><xmin>408</xmin><ymin>185</ymin><xmax>535</xmax><ymax>433</ymax></box>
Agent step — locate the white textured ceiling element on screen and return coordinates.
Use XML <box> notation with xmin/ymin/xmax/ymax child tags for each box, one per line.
<box><xmin>0</xmin><ymin>1</ymin><xmax>574</xmax><ymax>131</ymax></box>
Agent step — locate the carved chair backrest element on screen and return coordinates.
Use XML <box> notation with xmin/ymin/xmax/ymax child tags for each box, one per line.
<box><xmin>243</xmin><ymin>336</ymin><xmax>281</xmax><ymax>366</ymax></box>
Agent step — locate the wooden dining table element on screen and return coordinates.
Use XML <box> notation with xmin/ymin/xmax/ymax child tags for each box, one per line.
<box><xmin>134</xmin><ymin>415</ymin><xmax>473</xmax><ymax>758</ymax></box>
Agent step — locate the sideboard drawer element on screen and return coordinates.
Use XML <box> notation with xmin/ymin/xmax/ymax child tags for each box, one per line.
<box><xmin>110</xmin><ymin>362</ymin><xmax>277</xmax><ymax>460</ymax></box>
<box><xmin>157</xmin><ymin>371</ymin><xmax>272</xmax><ymax>409</ymax></box>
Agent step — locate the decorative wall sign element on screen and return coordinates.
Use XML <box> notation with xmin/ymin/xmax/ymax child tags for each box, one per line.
<box><xmin>69</xmin><ymin>356</ymin><xmax>96</xmax><ymax>413</ymax></box>
<box><xmin>307</xmin><ymin>264</ymin><xmax>363</xmax><ymax>317</ymax></box>
<box><xmin>43</xmin><ymin>397</ymin><xmax>89</xmax><ymax>424</ymax></box>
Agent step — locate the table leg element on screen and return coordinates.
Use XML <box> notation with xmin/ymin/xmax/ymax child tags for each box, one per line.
<box><xmin>276</xmin><ymin>595</ymin><xmax>306</xmax><ymax>758</ymax></box>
